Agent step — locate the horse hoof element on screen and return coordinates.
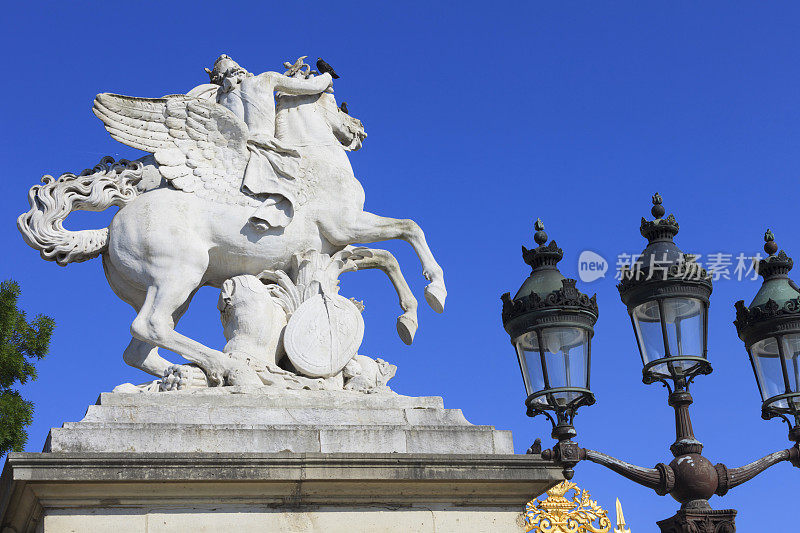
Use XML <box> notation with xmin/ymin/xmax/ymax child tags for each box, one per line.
<box><xmin>424</xmin><ymin>283</ymin><xmax>447</xmax><ymax>314</ymax></box>
<box><xmin>160</xmin><ymin>364</ymin><xmax>209</xmax><ymax>391</ymax></box>
<box><xmin>396</xmin><ymin>314</ymin><xmax>418</xmax><ymax>345</ymax></box>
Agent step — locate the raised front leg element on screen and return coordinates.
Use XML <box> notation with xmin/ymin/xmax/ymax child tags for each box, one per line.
<box><xmin>321</xmin><ymin>211</ymin><xmax>447</xmax><ymax>313</ymax></box>
<box><xmin>338</xmin><ymin>246</ymin><xmax>419</xmax><ymax>345</ymax></box>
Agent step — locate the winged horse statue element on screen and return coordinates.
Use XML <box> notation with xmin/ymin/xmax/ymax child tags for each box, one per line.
<box><xmin>18</xmin><ymin>55</ymin><xmax>446</xmax><ymax>387</ymax></box>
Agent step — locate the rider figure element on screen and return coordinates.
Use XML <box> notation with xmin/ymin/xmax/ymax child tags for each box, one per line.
<box><xmin>189</xmin><ymin>54</ymin><xmax>333</xmax><ymax>230</ymax></box>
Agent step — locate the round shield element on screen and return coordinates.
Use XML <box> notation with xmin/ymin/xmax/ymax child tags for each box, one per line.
<box><xmin>284</xmin><ymin>293</ymin><xmax>365</xmax><ymax>378</ymax></box>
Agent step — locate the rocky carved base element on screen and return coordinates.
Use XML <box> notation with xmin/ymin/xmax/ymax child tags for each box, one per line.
<box><xmin>114</xmin><ymin>352</ymin><xmax>396</xmax><ymax>395</ymax></box>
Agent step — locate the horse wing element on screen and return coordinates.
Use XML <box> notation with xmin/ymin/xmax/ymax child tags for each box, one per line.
<box><xmin>92</xmin><ymin>93</ymin><xmax>249</xmax><ymax>198</ymax></box>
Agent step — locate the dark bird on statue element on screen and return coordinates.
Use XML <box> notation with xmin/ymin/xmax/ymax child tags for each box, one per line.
<box><xmin>339</xmin><ymin>102</ymin><xmax>349</xmax><ymax>115</ymax></box>
<box><xmin>527</xmin><ymin>438</ymin><xmax>542</xmax><ymax>455</ymax></box>
<box><xmin>316</xmin><ymin>58</ymin><xmax>340</xmax><ymax>79</ymax></box>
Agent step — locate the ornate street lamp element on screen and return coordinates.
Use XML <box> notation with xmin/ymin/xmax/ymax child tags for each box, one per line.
<box><xmin>734</xmin><ymin>230</ymin><xmax>800</xmax><ymax>444</ymax></box>
<box><xmin>501</xmin><ymin>219</ymin><xmax>598</xmax><ymax>479</ymax></box>
<box><xmin>618</xmin><ymin>193</ymin><xmax>712</xmax><ymax>393</ymax></box>
<box><xmin>617</xmin><ymin>193</ymin><xmax>713</xmax><ymax>461</ymax></box>
<box><xmin>503</xmin><ymin>195</ymin><xmax>799</xmax><ymax>533</ymax></box>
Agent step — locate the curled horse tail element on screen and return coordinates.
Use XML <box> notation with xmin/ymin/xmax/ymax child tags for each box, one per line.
<box><xmin>18</xmin><ymin>156</ymin><xmax>143</xmax><ymax>266</ymax></box>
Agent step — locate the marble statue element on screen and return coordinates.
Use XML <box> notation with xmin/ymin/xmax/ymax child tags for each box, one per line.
<box><xmin>17</xmin><ymin>55</ymin><xmax>445</xmax><ymax>393</ymax></box>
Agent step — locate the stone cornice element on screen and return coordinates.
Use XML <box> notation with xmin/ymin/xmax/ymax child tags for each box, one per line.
<box><xmin>1</xmin><ymin>452</ymin><xmax>562</xmax><ymax>532</ymax></box>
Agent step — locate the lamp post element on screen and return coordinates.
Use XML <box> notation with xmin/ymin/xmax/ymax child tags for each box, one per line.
<box><xmin>501</xmin><ymin>218</ymin><xmax>598</xmax><ymax>480</ymax></box>
<box><xmin>502</xmin><ymin>195</ymin><xmax>799</xmax><ymax>533</ymax></box>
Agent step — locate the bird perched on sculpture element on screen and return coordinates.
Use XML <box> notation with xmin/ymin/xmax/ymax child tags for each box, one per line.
<box><xmin>316</xmin><ymin>58</ymin><xmax>339</xmax><ymax>79</ymax></box>
<box><xmin>527</xmin><ymin>438</ymin><xmax>542</xmax><ymax>455</ymax></box>
<box><xmin>340</xmin><ymin>102</ymin><xmax>349</xmax><ymax>115</ymax></box>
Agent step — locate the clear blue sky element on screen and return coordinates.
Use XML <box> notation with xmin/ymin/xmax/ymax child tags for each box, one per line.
<box><xmin>3</xmin><ymin>1</ymin><xmax>799</xmax><ymax>529</ymax></box>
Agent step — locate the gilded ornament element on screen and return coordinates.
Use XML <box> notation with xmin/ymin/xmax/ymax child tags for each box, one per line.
<box><xmin>523</xmin><ymin>481</ymin><xmax>612</xmax><ymax>533</ymax></box>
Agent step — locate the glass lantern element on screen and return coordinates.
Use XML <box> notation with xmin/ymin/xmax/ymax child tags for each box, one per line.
<box><xmin>735</xmin><ymin>231</ymin><xmax>800</xmax><ymax>439</ymax></box>
<box><xmin>630</xmin><ymin>296</ymin><xmax>709</xmax><ymax>381</ymax></box>
<box><xmin>750</xmin><ymin>334</ymin><xmax>800</xmax><ymax>411</ymax></box>
<box><xmin>618</xmin><ymin>194</ymin><xmax>713</xmax><ymax>388</ymax></box>
<box><xmin>514</xmin><ymin>326</ymin><xmax>591</xmax><ymax>412</ymax></box>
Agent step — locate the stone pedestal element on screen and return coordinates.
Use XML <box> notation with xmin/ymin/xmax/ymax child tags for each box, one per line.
<box><xmin>1</xmin><ymin>390</ymin><xmax>561</xmax><ymax>532</ymax></box>
<box><xmin>44</xmin><ymin>389</ymin><xmax>514</xmax><ymax>455</ymax></box>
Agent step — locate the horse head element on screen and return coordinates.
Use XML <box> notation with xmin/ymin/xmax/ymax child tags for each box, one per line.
<box><xmin>275</xmin><ymin>90</ymin><xmax>366</xmax><ymax>151</ymax></box>
<box><xmin>320</xmin><ymin>94</ymin><xmax>367</xmax><ymax>151</ymax></box>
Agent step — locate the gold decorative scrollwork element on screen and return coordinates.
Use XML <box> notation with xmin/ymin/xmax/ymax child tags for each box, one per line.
<box><xmin>523</xmin><ymin>481</ymin><xmax>612</xmax><ymax>533</ymax></box>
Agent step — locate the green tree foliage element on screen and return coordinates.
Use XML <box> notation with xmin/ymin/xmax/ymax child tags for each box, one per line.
<box><xmin>0</xmin><ymin>280</ymin><xmax>54</xmax><ymax>455</ymax></box>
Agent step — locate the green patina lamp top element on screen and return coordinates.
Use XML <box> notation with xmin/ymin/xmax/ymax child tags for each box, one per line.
<box><xmin>513</xmin><ymin>219</ymin><xmax>567</xmax><ymax>300</ymax></box>
<box><xmin>748</xmin><ymin>229</ymin><xmax>800</xmax><ymax>309</ymax></box>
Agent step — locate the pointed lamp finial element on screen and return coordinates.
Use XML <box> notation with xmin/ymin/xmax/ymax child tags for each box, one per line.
<box><xmin>534</xmin><ymin>218</ymin><xmax>548</xmax><ymax>246</ymax></box>
<box><xmin>764</xmin><ymin>229</ymin><xmax>778</xmax><ymax>256</ymax></box>
<box><xmin>651</xmin><ymin>192</ymin><xmax>665</xmax><ymax>219</ymax></box>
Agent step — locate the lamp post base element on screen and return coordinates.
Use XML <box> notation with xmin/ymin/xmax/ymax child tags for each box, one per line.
<box><xmin>657</xmin><ymin>508</ymin><xmax>737</xmax><ymax>533</ymax></box>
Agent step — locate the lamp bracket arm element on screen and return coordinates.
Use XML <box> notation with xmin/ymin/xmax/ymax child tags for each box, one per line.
<box><xmin>580</xmin><ymin>448</ymin><xmax>675</xmax><ymax>495</ymax></box>
<box><xmin>714</xmin><ymin>445</ymin><xmax>799</xmax><ymax>496</ymax></box>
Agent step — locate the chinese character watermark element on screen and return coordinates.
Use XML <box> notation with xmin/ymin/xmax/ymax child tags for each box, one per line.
<box><xmin>578</xmin><ymin>251</ymin><xmax>764</xmax><ymax>283</ymax></box>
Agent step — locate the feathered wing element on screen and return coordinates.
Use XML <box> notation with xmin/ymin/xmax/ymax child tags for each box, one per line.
<box><xmin>92</xmin><ymin>93</ymin><xmax>251</xmax><ymax>203</ymax></box>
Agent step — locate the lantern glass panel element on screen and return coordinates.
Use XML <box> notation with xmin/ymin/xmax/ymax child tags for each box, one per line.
<box><xmin>780</xmin><ymin>334</ymin><xmax>800</xmax><ymax>394</ymax></box>
<box><xmin>632</xmin><ymin>297</ymin><xmax>705</xmax><ymax>375</ymax></box>
<box><xmin>632</xmin><ymin>300</ymin><xmax>665</xmax><ymax>363</ymax></box>
<box><xmin>751</xmin><ymin>337</ymin><xmax>788</xmax><ymax>406</ymax></box>
<box><xmin>514</xmin><ymin>331</ymin><xmax>543</xmax><ymax>398</ymax></box>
